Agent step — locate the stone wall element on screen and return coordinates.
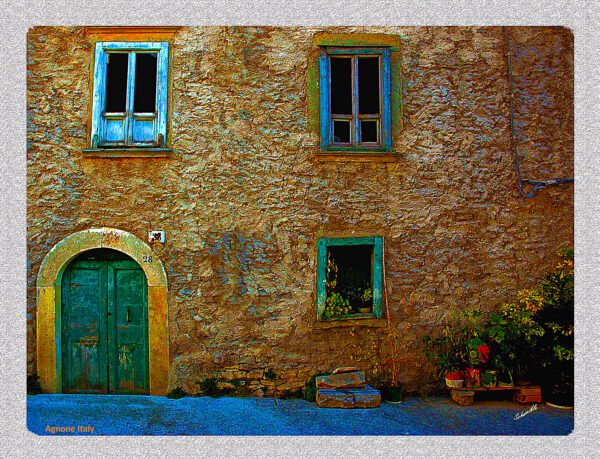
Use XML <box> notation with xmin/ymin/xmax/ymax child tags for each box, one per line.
<box><xmin>27</xmin><ymin>26</ymin><xmax>574</xmax><ymax>394</ymax></box>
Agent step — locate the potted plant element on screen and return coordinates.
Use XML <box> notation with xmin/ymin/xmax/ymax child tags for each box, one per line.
<box><xmin>529</xmin><ymin>249</ymin><xmax>574</xmax><ymax>408</ymax></box>
<box><xmin>444</xmin><ymin>369</ymin><xmax>465</xmax><ymax>389</ymax></box>
<box><xmin>495</xmin><ymin>357</ymin><xmax>514</xmax><ymax>387</ymax></box>
<box><xmin>378</xmin><ymin>261</ymin><xmax>405</xmax><ymax>404</ymax></box>
<box><xmin>481</xmin><ymin>370</ymin><xmax>497</xmax><ymax>388</ymax></box>
<box><xmin>422</xmin><ymin>324</ymin><xmax>468</xmax><ymax>389</ymax></box>
<box><xmin>357</xmin><ymin>287</ymin><xmax>372</xmax><ymax>314</ymax></box>
<box><xmin>465</xmin><ymin>339</ymin><xmax>489</xmax><ymax>387</ymax></box>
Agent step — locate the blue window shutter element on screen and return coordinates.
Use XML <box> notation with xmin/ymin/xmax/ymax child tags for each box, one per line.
<box><xmin>317</xmin><ymin>238</ymin><xmax>328</xmax><ymax>319</ymax></box>
<box><xmin>90</xmin><ymin>43</ymin><xmax>107</xmax><ymax>148</ymax></box>
<box><xmin>372</xmin><ymin>237</ymin><xmax>383</xmax><ymax>318</ymax></box>
<box><xmin>155</xmin><ymin>42</ymin><xmax>169</xmax><ymax>147</ymax></box>
<box><xmin>319</xmin><ymin>52</ymin><xmax>331</xmax><ymax>149</ymax></box>
<box><xmin>382</xmin><ymin>49</ymin><xmax>392</xmax><ymax>151</ymax></box>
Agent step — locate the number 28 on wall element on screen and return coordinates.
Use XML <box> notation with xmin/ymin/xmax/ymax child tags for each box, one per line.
<box><xmin>142</xmin><ymin>255</ymin><xmax>153</xmax><ymax>263</ymax></box>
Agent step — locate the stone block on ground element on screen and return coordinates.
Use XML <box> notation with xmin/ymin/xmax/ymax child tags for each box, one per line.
<box><xmin>332</xmin><ymin>366</ymin><xmax>361</xmax><ymax>374</ymax></box>
<box><xmin>451</xmin><ymin>389</ymin><xmax>474</xmax><ymax>406</ymax></box>
<box><xmin>315</xmin><ymin>371</ymin><xmax>365</xmax><ymax>390</ymax></box>
<box><xmin>316</xmin><ymin>384</ymin><xmax>381</xmax><ymax>408</ymax></box>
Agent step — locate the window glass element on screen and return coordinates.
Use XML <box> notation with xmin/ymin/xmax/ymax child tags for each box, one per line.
<box><xmin>330</xmin><ymin>57</ymin><xmax>352</xmax><ymax>115</ymax></box>
<box><xmin>358</xmin><ymin>57</ymin><xmax>380</xmax><ymax>115</ymax></box>
<box><xmin>105</xmin><ymin>53</ymin><xmax>128</xmax><ymax>112</ymax></box>
<box><xmin>333</xmin><ymin>120</ymin><xmax>351</xmax><ymax>143</ymax></box>
<box><xmin>360</xmin><ymin>120</ymin><xmax>378</xmax><ymax>143</ymax></box>
<box><xmin>133</xmin><ymin>53</ymin><xmax>158</xmax><ymax>113</ymax></box>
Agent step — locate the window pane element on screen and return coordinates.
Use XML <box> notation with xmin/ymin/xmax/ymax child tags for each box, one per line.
<box><xmin>134</xmin><ymin>53</ymin><xmax>158</xmax><ymax>113</ymax></box>
<box><xmin>360</xmin><ymin>120</ymin><xmax>378</xmax><ymax>143</ymax></box>
<box><xmin>105</xmin><ymin>53</ymin><xmax>128</xmax><ymax>112</ymax></box>
<box><xmin>326</xmin><ymin>245</ymin><xmax>373</xmax><ymax>314</ymax></box>
<box><xmin>333</xmin><ymin>120</ymin><xmax>351</xmax><ymax>143</ymax></box>
<box><xmin>330</xmin><ymin>57</ymin><xmax>352</xmax><ymax>115</ymax></box>
<box><xmin>358</xmin><ymin>57</ymin><xmax>380</xmax><ymax>114</ymax></box>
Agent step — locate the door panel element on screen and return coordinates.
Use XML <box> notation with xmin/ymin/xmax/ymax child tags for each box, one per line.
<box><xmin>109</xmin><ymin>261</ymin><xmax>149</xmax><ymax>394</ymax></box>
<box><xmin>61</xmin><ymin>261</ymin><xmax>108</xmax><ymax>393</ymax></box>
<box><xmin>61</xmin><ymin>253</ymin><xmax>148</xmax><ymax>394</ymax></box>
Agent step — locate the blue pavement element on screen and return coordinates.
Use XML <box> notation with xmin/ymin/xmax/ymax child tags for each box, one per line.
<box><xmin>27</xmin><ymin>394</ymin><xmax>573</xmax><ymax>436</ymax></box>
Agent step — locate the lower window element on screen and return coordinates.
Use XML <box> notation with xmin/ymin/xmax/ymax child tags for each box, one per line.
<box><xmin>317</xmin><ymin>237</ymin><xmax>383</xmax><ymax>321</ymax></box>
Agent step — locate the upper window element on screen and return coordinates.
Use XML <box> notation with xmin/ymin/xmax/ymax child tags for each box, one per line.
<box><xmin>319</xmin><ymin>47</ymin><xmax>392</xmax><ymax>151</ymax></box>
<box><xmin>317</xmin><ymin>237</ymin><xmax>384</xmax><ymax>321</ymax></box>
<box><xmin>90</xmin><ymin>42</ymin><xmax>169</xmax><ymax>149</ymax></box>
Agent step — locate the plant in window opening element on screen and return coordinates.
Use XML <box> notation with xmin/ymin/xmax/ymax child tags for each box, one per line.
<box><xmin>322</xmin><ymin>251</ymin><xmax>373</xmax><ymax>320</ymax></box>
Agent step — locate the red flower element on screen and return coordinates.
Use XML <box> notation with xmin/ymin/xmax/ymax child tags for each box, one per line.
<box><xmin>477</xmin><ymin>344</ymin><xmax>490</xmax><ymax>363</ymax></box>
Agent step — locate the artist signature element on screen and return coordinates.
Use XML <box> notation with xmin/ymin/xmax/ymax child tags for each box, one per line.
<box><xmin>514</xmin><ymin>404</ymin><xmax>538</xmax><ymax>420</ymax></box>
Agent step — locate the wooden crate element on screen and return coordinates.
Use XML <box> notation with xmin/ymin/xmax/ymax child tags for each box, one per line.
<box><xmin>513</xmin><ymin>386</ymin><xmax>541</xmax><ymax>404</ymax></box>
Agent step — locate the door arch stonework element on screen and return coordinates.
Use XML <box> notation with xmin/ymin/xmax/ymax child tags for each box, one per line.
<box><xmin>36</xmin><ymin>227</ymin><xmax>169</xmax><ymax>395</ymax></box>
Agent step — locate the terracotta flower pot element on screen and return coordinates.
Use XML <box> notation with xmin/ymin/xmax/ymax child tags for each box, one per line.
<box><xmin>465</xmin><ymin>367</ymin><xmax>481</xmax><ymax>387</ymax></box>
<box><xmin>445</xmin><ymin>370</ymin><xmax>464</xmax><ymax>380</ymax></box>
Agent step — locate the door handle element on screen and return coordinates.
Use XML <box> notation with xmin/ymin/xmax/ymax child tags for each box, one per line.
<box><xmin>126</xmin><ymin>307</ymin><xmax>130</xmax><ymax>323</ymax></box>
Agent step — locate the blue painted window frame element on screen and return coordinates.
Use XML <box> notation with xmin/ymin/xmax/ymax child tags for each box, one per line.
<box><xmin>316</xmin><ymin>236</ymin><xmax>384</xmax><ymax>321</ymax></box>
<box><xmin>319</xmin><ymin>47</ymin><xmax>392</xmax><ymax>152</ymax></box>
<box><xmin>90</xmin><ymin>42</ymin><xmax>169</xmax><ymax>149</ymax></box>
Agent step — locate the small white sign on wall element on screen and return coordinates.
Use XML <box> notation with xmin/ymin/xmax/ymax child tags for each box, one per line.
<box><xmin>148</xmin><ymin>230</ymin><xmax>166</xmax><ymax>244</ymax></box>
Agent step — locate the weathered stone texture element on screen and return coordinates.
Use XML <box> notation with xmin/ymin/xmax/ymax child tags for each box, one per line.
<box><xmin>316</xmin><ymin>371</ymin><xmax>366</xmax><ymax>390</ymax></box>
<box><xmin>27</xmin><ymin>26</ymin><xmax>573</xmax><ymax>394</ymax></box>
<box><xmin>317</xmin><ymin>385</ymin><xmax>381</xmax><ymax>409</ymax></box>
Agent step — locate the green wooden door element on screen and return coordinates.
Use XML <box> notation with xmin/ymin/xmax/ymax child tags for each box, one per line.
<box><xmin>61</xmin><ymin>252</ymin><xmax>149</xmax><ymax>394</ymax></box>
<box><xmin>61</xmin><ymin>260</ymin><xmax>108</xmax><ymax>393</ymax></box>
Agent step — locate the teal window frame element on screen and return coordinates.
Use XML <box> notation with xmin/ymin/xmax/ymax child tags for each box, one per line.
<box><xmin>90</xmin><ymin>41</ymin><xmax>169</xmax><ymax>149</ymax></box>
<box><xmin>319</xmin><ymin>47</ymin><xmax>392</xmax><ymax>152</ymax></box>
<box><xmin>316</xmin><ymin>236</ymin><xmax>384</xmax><ymax>321</ymax></box>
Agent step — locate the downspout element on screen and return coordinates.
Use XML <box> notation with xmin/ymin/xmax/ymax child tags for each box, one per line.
<box><xmin>504</xmin><ymin>27</ymin><xmax>574</xmax><ymax>199</ymax></box>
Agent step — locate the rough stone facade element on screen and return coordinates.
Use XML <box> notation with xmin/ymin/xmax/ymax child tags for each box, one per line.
<box><xmin>27</xmin><ymin>26</ymin><xmax>574</xmax><ymax>395</ymax></box>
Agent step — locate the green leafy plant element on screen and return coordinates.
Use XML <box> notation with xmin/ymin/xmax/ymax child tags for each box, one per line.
<box><xmin>528</xmin><ymin>249</ymin><xmax>574</xmax><ymax>402</ymax></box>
<box><xmin>361</xmin><ymin>287</ymin><xmax>372</xmax><ymax>304</ymax></box>
<box><xmin>422</xmin><ymin>247</ymin><xmax>573</xmax><ymax>397</ymax></box>
<box><xmin>485</xmin><ymin>301</ymin><xmax>545</xmax><ymax>380</ymax></box>
<box><xmin>323</xmin><ymin>292</ymin><xmax>350</xmax><ymax>319</ymax></box>
<box><xmin>324</xmin><ymin>251</ymin><xmax>373</xmax><ymax>317</ymax></box>
<box><xmin>422</xmin><ymin>309</ymin><xmax>487</xmax><ymax>378</ymax></box>
<box><xmin>480</xmin><ymin>370</ymin><xmax>497</xmax><ymax>387</ymax></box>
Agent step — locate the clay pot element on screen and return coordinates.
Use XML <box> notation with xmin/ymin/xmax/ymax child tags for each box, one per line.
<box><xmin>465</xmin><ymin>367</ymin><xmax>481</xmax><ymax>387</ymax></box>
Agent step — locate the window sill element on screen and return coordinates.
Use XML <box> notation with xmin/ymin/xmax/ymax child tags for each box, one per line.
<box><xmin>314</xmin><ymin>316</ymin><xmax>387</xmax><ymax>329</ymax></box>
<box><xmin>82</xmin><ymin>148</ymin><xmax>174</xmax><ymax>158</ymax></box>
<box><xmin>316</xmin><ymin>151</ymin><xmax>399</xmax><ymax>163</ymax></box>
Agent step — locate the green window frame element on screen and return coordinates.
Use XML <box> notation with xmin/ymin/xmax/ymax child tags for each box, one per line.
<box><xmin>316</xmin><ymin>236</ymin><xmax>383</xmax><ymax>321</ymax></box>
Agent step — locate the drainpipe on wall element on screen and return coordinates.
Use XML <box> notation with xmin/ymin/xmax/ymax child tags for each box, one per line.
<box><xmin>504</xmin><ymin>27</ymin><xmax>574</xmax><ymax>199</ymax></box>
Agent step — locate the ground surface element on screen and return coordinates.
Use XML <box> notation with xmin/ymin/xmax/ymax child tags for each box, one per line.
<box><xmin>27</xmin><ymin>394</ymin><xmax>573</xmax><ymax>436</ymax></box>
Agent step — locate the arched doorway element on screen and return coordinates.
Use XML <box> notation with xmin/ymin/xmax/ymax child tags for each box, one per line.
<box><xmin>36</xmin><ymin>227</ymin><xmax>169</xmax><ymax>395</ymax></box>
<box><xmin>61</xmin><ymin>249</ymin><xmax>149</xmax><ymax>394</ymax></box>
